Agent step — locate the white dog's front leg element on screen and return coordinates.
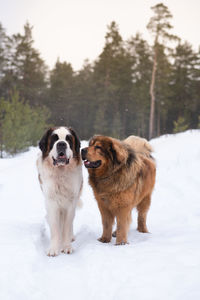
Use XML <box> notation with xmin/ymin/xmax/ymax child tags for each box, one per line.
<box><xmin>46</xmin><ymin>204</ymin><xmax>61</xmax><ymax>256</ymax></box>
<box><xmin>62</xmin><ymin>206</ymin><xmax>75</xmax><ymax>254</ymax></box>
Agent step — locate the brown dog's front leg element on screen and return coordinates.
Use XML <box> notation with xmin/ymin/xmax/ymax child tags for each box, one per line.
<box><xmin>98</xmin><ymin>204</ymin><xmax>114</xmax><ymax>243</ymax></box>
<box><xmin>115</xmin><ymin>208</ymin><xmax>132</xmax><ymax>245</ymax></box>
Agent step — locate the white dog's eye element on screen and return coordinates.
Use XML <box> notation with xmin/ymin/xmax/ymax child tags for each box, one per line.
<box><xmin>65</xmin><ymin>135</ymin><xmax>73</xmax><ymax>149</ymax></box>
<box><xmin>50</xmin><ymin>134</ymin><xmax>59</xmax><ymax>150</ymax></box>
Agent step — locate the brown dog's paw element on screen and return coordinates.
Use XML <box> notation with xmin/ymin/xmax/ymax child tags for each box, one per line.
<box><xmin>137</xmin><ymin>227</ymin><xmax>149</xmax><ymax>233</ymax></box>
<box><xmin>115</xmin><ymin>241</ymin><xmax>129</xmax><ymax>246</ymax></box>
<box><xmin>98</xmin><ymin>236</ymin><xmax>111</xmax><ymax>243</ymax></box>
<box><xmin>112</xmin><ymin>230</ymin><xmax>117</xmax><ymax>238</ymax></box>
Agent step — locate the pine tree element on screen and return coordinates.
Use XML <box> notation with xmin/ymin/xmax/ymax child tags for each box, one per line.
<box><xmin>127</xmin><ymin>33</ymin><xmax>152</xmax><ymax>137</ymax></box>
<box><xmin>73</xmin><ymin>60</ymin><xmax>96</xmax><ymax>139</ymax></box>
<box><xmin>147</xmin><ymin>3</ymin><xmax>178</xmax><ymax>139</ymax></box>
<box><xmin>0</xmin><ymin>89</ymin><xmax>50</xmax><ymax>156</ymax></box>
<box><xmin>154</xmin><ymin>43</ymin><xmax>172</xmax><ymax>136</ymax></box>
<box><xmin>173</xmin><ymin>116</ymin><xmax>189</xmax><ymax>133</ymax></box>
<box><xmin>0</xmin><ymin>23</ymin><xmax>12</xmax><ymax>98</ymax></box>
<box><xmin>0</xmin><ymin>96</ymin><xmax>7</xmax><ymax>157</ymax></box>
<box><xmin>10</xmin><ymin>22</ymin><xmax>47</xmax><ymax>106</ymax></box>
<box><xmin>48</xmin><ymin>59</ymin><xmax>75</xmax><ymax>126</ymax></box>
<box><xmin>93</xmin><ymin>21</ymin><xmax>132</xmax><ymax>138</ymax></box>
<box><xmin>170</xmin><ymin>42</ymin><xmax>200</xmax><ymax>130</ymax></box>
<box><xmin>0</xmin><ymin>23</ymin><xmax>6</xmax><ymax>80</ymax></box>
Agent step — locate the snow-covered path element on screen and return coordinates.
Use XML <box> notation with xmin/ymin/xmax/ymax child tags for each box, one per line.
<box><xmin>0</xmin><ymin>131</ymin><xmax>200</xmax><ymax>300</ymax></box>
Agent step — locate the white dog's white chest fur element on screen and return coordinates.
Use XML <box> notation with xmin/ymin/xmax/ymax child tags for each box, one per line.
<box><xmin>38</xmin><ymin>156</ymin><xmax>82</xmax><ymax>208</ymax></box>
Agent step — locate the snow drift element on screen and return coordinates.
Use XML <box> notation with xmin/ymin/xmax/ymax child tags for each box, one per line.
<box><xmin>0</xmin><ymin>130</ymin><xmax>200</xmax><ymax>300</ymax></box>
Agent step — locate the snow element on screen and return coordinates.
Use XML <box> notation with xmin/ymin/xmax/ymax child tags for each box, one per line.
<box><xmin>0</xmin><ymin>130</ymin><xmax>200</xmax><ymax>300</ymax></box>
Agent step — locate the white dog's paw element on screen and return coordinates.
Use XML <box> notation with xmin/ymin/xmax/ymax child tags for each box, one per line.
<box><xmin>62</xmin><ymin>244</ymin><xmax>73</xmax><ymax>254</ymax></box>
<box><xmin>46</xmin><ymin>245</ymin><xmax>60</xmax><ymax>257</ymax></box>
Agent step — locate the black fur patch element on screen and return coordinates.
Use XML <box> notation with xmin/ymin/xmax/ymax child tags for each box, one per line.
<box><xmin>96</xmin><ymin>142</ymin><xmax>111</xmax><ymax>159</ymax></box>
<box><xmin>39</xmin><ymin>128</ymin><xmax>54</xmax><ymax>158</ymax></box>
<box><xmin>66</xmin><ymin>134</ymin><xmax>73</xmax><ymax>150</ymax></box>
<box><xmin>138</xmin><ymin>169</ymin><xmax>144</xmax><ymax>179</ymax></box>
<box><xmin>93</xmin><ymin>140</ymin><xmax>114</xmax><ymax>162</ymax></box>
<box><xmin>109</xmin><ymin>143</ymin><xmax>121</xmax><ymax>165</ymax></box>
<box><xmin>49</xmin><ymin>134</ymin><xmax>59</xmax><ymax>151</ymax></box>
<box><xmin>126</xmin><ymin>150</ymin><xmax>136</xmax><ymax>168</ymax></box>
<box><xmin>150</xmin><ymin>154</ymin><xmax>155</xmax><ymax>160</ymax></box>
<box><xmin>69</xmin><ymin>127</ymin><xmax>81</xmax><ymax>156</ymax></box>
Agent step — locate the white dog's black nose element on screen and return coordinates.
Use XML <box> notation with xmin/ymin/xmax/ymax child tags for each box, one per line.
<box><xmin>57</xmin><ymin>141</ymin><xmax>67</xmax><ymax>156</ymax></box>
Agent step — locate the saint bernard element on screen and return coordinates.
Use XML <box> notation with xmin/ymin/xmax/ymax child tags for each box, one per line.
<box><xmin>36</xmin><ymin>126</ymin><xmax>83</xmax><ymax>256</ymax></box>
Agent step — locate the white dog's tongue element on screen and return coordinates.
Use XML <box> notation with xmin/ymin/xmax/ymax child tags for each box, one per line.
<box><xmin>52</xmin><ymin>156</ymin><xmax>69</xmax><ymax>166</ymax></box>
<box><xmin>58</xmin><ymin>155</ymin><xmax>66</xmax><ymax>159</ymax></box>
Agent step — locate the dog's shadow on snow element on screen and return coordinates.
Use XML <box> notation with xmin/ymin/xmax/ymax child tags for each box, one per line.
<box><xmin>128</xmin><ymin>228</ymin><xmax>151</xmax><ymax>244</ymax></box>
<box><xmin>37</xmin><ymin>222</ymin><xmax>98</xmax><ymax>255</ymax></box>
<box><xmin>73</xmin><ymin>226</ymin><xmax>99</xmax><ymax>252</ymax></box>
<box><xmin>37</xmin><ymin>223</ymin><xmax>151</xmax><ymax>256</ymax></box>
<box><xmin>74</xmin><ymin>226</ymin><xmax>152</xmax><ymax>252</ymax></box>
<box><xmin>36</xmin><ymin>222</ymin><xmax>49</xmax><ymax>255</ymax></box>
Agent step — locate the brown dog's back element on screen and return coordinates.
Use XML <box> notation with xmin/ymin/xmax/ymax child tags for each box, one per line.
<box><xmin>82</xmin><ymin>134</ymin><xmax>156</xmax><ymax>245</ymax></box>
<box><xmin>124</xmin><ymin>135</ymin><xmax>153</xmax><ymax>158</ymax></box>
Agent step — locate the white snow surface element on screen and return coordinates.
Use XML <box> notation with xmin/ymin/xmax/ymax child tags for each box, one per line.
<box><xmin>0</xmin><ymin>130</ymin><xmax>200</xmax><ymax>300</ymax></box>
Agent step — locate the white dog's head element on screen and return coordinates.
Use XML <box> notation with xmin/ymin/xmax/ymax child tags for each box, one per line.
<box><xmin>39</xmin><ymin>126</ymin><xmax>81</xmax><ymax>166</ymax></box>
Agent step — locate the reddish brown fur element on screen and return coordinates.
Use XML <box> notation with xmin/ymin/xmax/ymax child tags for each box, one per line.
<box><xmin>85</xmin><ymin>135</ymin><xmax>156</xmax><ymax>245</ymax></box>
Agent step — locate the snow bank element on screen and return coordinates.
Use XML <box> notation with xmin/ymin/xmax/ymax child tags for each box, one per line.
<box><xmin>0</xmin><ymin>131</ymin><xmax>200</xmax><ymax>300</ymax></box>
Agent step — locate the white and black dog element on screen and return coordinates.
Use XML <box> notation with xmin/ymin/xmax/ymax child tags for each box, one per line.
<box><xmin>37</xmin><ymin>127</ymin><xmax>83</xmax><ymax>256</ymax></box>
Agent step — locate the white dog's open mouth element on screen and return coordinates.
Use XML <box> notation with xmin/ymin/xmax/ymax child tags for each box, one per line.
<box><xmin>52</xmin><ymin>155</ymin><xmax>70</xmax><ymax>166</ymax></box>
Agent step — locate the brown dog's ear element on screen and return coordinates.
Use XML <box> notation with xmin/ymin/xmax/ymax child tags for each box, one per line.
<box><xmin>39</xmin><ymin>128</ymin><xmax>54</xmax><ymax>157</ymax></box>
<box><xmin>69</xmin><ymin>127</ymin><xmax>81</xmax><ymax>156</ymax></box>
<box><xmin>109</xmin><ymin>140</ymin><xmax>127</xmax><ymax>165</ymax></box>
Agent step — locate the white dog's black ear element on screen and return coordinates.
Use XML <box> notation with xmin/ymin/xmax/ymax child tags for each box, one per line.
<box><xmin>69</xmin><ymin>127</ymin><xmax>81</xmax><ymax>155</ymax></box>
<box><xmin>39</xmin><ymin>128</ymin><xmax>54</xmax><ymax>156</ymax></box>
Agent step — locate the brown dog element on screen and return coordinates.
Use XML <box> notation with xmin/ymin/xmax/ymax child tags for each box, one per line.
<box><xmin>81</xmin><ymin>135</ymin><xmax>156</xmax><ymax>245</ymax></box>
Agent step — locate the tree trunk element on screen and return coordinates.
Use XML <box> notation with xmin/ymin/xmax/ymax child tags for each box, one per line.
<box><xmin>0</xmin><ymin>130</ymin><xmax>2</xmax><ymax>158</ymax></box>
<box><xmin>157</xmin><ymin>100</ymin><xmax>160</xmax><ymax>136</ymax></box>
<box><xmin>149</xmin><ymin>42</ymin><xmax>157</xmax><ymax>140</ymax></box>
<box><xmin>0</xmin><ymin>144</ymin><xmax>2</xmax><ymax>158</ymax></box>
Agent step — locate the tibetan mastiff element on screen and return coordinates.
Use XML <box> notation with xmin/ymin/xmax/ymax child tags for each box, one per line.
<box><xmin>81</xmin><ymin>135</ymin><xmax>156</xmax><ymax>245</ymax></box>
<box><xmin>37</xmin><ymin>126</ymin><xmax>83</xmax><ymax>256</ymax></box>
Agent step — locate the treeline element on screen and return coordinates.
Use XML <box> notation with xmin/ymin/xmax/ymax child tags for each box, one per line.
<box><xmin>0</xmin><ymin>3</ymin><xmax>200</xmax><ymax>156</ymax></box>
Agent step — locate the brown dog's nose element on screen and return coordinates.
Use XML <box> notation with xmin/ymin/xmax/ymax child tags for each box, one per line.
<box><xmin>81</xmin><ymin>148</ymin><xmax>88</xmax><ymax>160</ymax></box>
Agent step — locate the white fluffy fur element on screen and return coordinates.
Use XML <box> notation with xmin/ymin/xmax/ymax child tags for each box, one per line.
<box><xmin>36</xmin><ymin>127</ymin><xmax>83</xmax><ymax>256</ymax></box>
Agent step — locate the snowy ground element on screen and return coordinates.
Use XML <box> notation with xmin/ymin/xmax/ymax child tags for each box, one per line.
<box><xmin>0</xmin><ymin>130</ymin><xmax>200</xmax><ymax>300</ymax></box>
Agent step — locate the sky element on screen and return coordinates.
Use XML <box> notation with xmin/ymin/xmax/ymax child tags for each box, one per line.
<box><xmin>0</xmin><ymin>0</ymin><xmax>200</xmax><ymax>71</ymax></box>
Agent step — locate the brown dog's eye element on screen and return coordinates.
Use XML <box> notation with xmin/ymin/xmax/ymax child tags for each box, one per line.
<box><xmin>95</xmin><ymin>145</ymin><xmax>102</xmax><ymax>150</ymax></box>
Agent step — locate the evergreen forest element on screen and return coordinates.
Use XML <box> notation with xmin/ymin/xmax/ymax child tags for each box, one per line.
<box><xmin>0</xmin><ymin>3</ymin><xmax>200</xmax><ymax>156</ymax></box>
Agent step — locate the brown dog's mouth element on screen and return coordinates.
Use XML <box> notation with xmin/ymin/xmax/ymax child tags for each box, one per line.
<box><xmin>52</xmin><ymin>155</ymin><xmax>69</xmax><ymax>166</ymax></box>
<box><xmin>83</xmin><ymin>159</ymin><xmax>101</xmax><ymax>168</ymax></box>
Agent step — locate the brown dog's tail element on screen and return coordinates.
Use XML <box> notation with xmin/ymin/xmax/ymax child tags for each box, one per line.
<box><xmin>124</xmin><ymin>135</ymin><xmax>153</xmax><ymax>158</ymax></box>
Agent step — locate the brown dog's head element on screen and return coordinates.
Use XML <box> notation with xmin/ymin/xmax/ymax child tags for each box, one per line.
<box><xmin>81</xmin><ymin>135</ymin><xmax>134</xmax><ymax>176</ymax></box>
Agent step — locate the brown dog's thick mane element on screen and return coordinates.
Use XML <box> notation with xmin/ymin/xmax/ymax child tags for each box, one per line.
<box><xmin>88</xmin><ymin>140</ymin><xmax>144</xmax><ymax>195</ymax></box>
